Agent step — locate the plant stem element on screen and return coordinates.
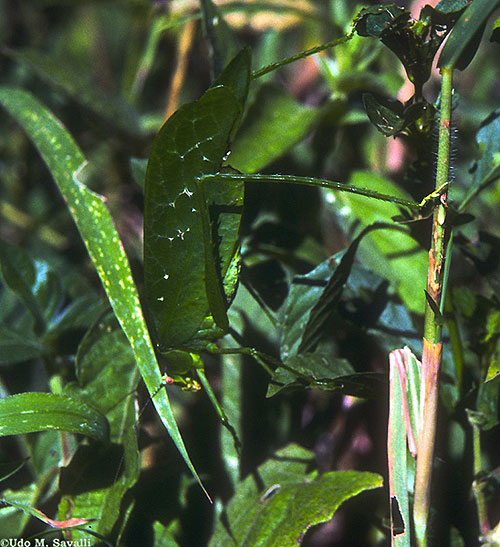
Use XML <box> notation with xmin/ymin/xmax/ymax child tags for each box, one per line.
<box><xmin>472</xmin><ymin>422</ymin><xmax>490</xmax><ymax>535</ymax></box>
<box><xmin>413</xmin><ymin>67</ymin><xmax>453</xmax><ymax>547</ymax></box>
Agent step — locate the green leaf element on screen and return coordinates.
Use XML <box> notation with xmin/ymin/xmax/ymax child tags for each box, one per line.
<box><xmin>200</xmin><ymin>0</ymin><xmax>240</xmax><ymax>78</ymax></box>
<box><xmin>210</xmin><ymin>444</ymin><xmax>383</xmax><ymax>546</ymax></box>
<box><xmin>0</xmin><ymin>324</ymin><xmax>44</xmax><ymax>364</ymax></box>
<box><xmin>0</xmin><ymin>86</ymin><xmax>206</xmax><ymax>497</ymax></box>
<box><xmin>280</xmin><ymin>223</ymin><xmax>400</xmax><ymax>359</ymax></box>
<box><xmin>0</xmin><ymin>392</ymin><xmax>109</xmax><ymax>441</ymax></box>
<box><xmin>230</xmin><ymin>84</ymin><xmax>319</xmax><ymax>173</ymax></box>
<box><xmin>477</xmin><ymin>375</ymin><xmax>500</xmax><ymax>429</ymax></box>
<box><xmin>328</xmin><ymin>171</ymin><xmax>428</xmax><ymax>314</ymax></box>
<box><xmin>220</xmin><ymin>350</ymin><xmax>244</xmax><ymax>487</ymax></box>
<box><xmin>438</xmin><ymin>0</ymin><xmax>500</xmax><ymax>70</ymax></box>
<box><xmin>144</xmin><ymin>50</ymin><xmax>250</xmax><ymax>350</ymax></box>
<box><xmin>0</xmin><ymin>498</ymin><xmax>90</xmax><ymax>529</ymax></box>
<box><xmin>388</xmin><ymin>349</ymin><xmax>411</xmax><ymax>546</ymax></box>
<box><xmin>280</xmin><ymin>257</ymin><xmax>339</xmax><ymax>360</ymax></box>
<box><xmin>212</xmin><ymin>47</ymin><xmax>252</xmax><ymax>108</ymax></box>
<box><xmin>0</xmin><ymin>460</ymin><xmax>27</xmax><ymax>484</ymax></box>
<box><xmin>9</xmin><ymin>48</ymin><xmax>141</xmax><ymax>137</ymax></box>
<box><xmin>460</xmin><ymin>110</ymin><xmax>500</xmax><ymax>212</ymax></box>
<box><xmin>491</xmin><ymin>15</ymin><xmax>500</xmax><ymax>44</ymax></box>
<box><xmin>298</xmin><ymin>224</ymin><xmax>394</xmax><ymax>354</ymax></box>
<box><xmin>362</xmin><ymin>93</ymin><xmax>405</xmax><ymax>136</ymax></box>
<box><xmin>355</xmin><ymin>4</ymin><xmax>453</xmax><ymax>87</ymax></box>
<box><xmin>435</xmin><ymin>0</ymin><xmax>468</xmax><ymax>14</ymax></box>
<box><xmin>59</xmin><ymin>314</ymin><xmax>140</xmax><ymax>539</ymax></box>
<box><xmin>0</xmin><ymin>484</ymin><xmax>36</xmax><ymax>537</ymax></box>
<box><xmin>130</xmin><ymin>157</ymin><xmax>147</xmax><ymax>190</ymax></box>
<box><xmin>153</xmin><ymin>520</ymin><xmax>181</xmax><ymax>546</ymax></box>
<box><xmin>29</xmin><ymin>430</ymin><xmax>65</xmax><ymax>481</ymax></box>
<box><xmin>0</xmin><ymin>240</ymin><xmax>62</xmax><ymax>335</ymax></box>
<box><xmin>355</xmin><ymin>5</ymin><xmax>407</xmax><ymax>39</ymax></box>
<box><xmin>485</xmin><ymin>361</ymin><xmax>500</xmax><ymax>382</ymax></box>
<box><xmin>48</xmin><ymin>293</ymin><xmax>106</xmax><ymax>338</ymax></box>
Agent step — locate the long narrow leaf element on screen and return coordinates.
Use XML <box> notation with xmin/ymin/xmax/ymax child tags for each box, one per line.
<box><xmin>0</xmin><ymin>87</ymin><xmax>207</xmax><ymax>497</ymax></box>
<box><xmin>0</xmin><ymin>393</ymin><xmax>108</xmax><ymax>442</ymax></box>
<box><xmin>0</xmin><ymin>498</ymin><xmax>90</xmax><ymax>529</ymax></box>
<box><xmin>438</xmin><ymin>0</ymin><xmax>500</xmax><ymax>70</ymax></box>
<box><xmin>388</xmin><ymin>350</ymin><xmax>411</xmax><ymax>546</ymax></box>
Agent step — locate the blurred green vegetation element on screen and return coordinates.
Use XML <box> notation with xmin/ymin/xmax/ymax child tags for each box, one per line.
<box><xmin>0</xmin><ymin>1</ymin><xmax>499</xmax><ymax>545</ymax></box>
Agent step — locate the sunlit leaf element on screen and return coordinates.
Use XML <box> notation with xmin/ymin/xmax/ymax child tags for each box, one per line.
<box><xmin>485</xmin><ymin>361</ymin><xmax>500</xmax><ymax>382</ymax></box>
<box><xmin>327</xmin><ymin>171</ymin><xmax>428</xmax><ymax>314</ymax></box>
<box><xmin>0</xmin><ymin>86</ymin><xmax>205</xmax><ymax>496</ymax></box>
<box><xmin>0</xmin><ymin>392</ymin><xmax>109</xmax><ymax>441</ymax></box>
<box><xmin>153</xmin><ymin>520</ymin><xmax>181</xmax><ymax>546</ymax></box>
<box><xmin>230</xmin><ymin>84</ymin><xmax>319</xmax><ymax>173</ymax></box>
<box><xmin>0</xmin><ymin>484</ymin><xmax>37</xmax><ymax>537</ymax></box>
<box><xmin>210</xmin><ymin>444</ymin><xmax>383</xmax><ymax>546</ymax></box>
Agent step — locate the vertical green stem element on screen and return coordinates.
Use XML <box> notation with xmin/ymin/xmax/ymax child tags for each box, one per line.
<box><xmin>472</xmin><ymin>422</ymin><xmax>490</xmax><ymax>535</ymax></box>
<box><xmin>414</xmin><ymin>67</ymin><xmax>453</xmax><ymax>547</ymax></box>
<box><xmin>423</xmin><ymin>67</ymin><xmax>453</xmax><ymax>344</ymax></box>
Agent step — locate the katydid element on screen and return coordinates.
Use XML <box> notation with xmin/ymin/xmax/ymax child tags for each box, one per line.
<box><xmin>143</xmin><ymin>47</ymin><xmax>443</xmax><ymax>435</ymax></box>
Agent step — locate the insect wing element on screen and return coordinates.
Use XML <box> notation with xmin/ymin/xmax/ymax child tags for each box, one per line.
<box><xmin>144</xmin><ymin>86</ymin><xmax>241</xmax><ymax>351</ymax></box>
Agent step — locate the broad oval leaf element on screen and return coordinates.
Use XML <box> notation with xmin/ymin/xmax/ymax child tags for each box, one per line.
<box><xmin>0</xmin><ymin>392</ymin><xmax>109</xmax><ymax>442</ymax></box>
<box><xmin>210</xmin><ymin>443</ymin><xmax>383</xmax><ymax>546</ymax></box>
<box><xmin>144</xmin><ymin>49</ymin><xmax>251</xmax><ymax>351</ymax></box>
<box><xmin>362</xmin><ymin>93</ymin><xmax>405</xmax><ymax>137</ymax></box>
